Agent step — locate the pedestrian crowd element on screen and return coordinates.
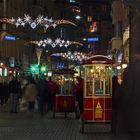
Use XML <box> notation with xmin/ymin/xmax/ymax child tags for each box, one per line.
<box><xmin>0</xmin><ymin>74</ymin><xmax>58</xmax><ymax>117</ymax></box>
<box><xmin>0</xmin><ymin>74</ymin><xmax>84</xmax><ymax>118</ymax></box>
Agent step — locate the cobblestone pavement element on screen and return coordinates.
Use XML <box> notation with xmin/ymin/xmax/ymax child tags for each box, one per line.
<box><xmin>0</xmin><ymin>105</ymin><xmax>134</xmax><ymax>140</ymax></box>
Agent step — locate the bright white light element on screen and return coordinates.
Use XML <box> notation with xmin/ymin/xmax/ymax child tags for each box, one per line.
<box><xmin>90</xmin><ymin>69</ymin><xmax>93</xmax><ymax>73</ymax></box>
<box><xmin>52</xmin><ymin>23</ymin><xmax>57</xmax><ymax>28</ymax></box>
<box><xmin>52</xmin><ymin>43</ymin><xmax>56</xmax><ymax>48</ymax></box>
<box><xmin>1</xmin><ymin>14</ymin><xmax>76</xmax><ymax>30</ymax></box>
<box><xmin>51</xmin><ymin>51</ymin><xmax>89</xmax><ymax>61</ymax></box>
<box><xmin>47</xmin><ymin>38</ymin><xmax>52</xmax><ymax>44</ymax></box>
<box><xmin>55</xmin><ymin>38</ymin><xmax>61</xmax><ymax>44</ymax></box>
<box><xmin>59</xmin><ymin>44</ymin><xmax>63</xmax><ymax>47</ymax></box>
<box><xmin>117</xmin><ymin>66</ymin><xmax>121</xmax><ymax>70</ymax></box>
<box><xmin>76</xmin><ymin>15</ymin><xmax>81</xmax><ymax>19</ymax></box>
<box><xmin>122</xmin><ymin>64</ymin><xmax>128</xmax><ymax>69</ymax></box>
<box><xmin>64</xmin><ymin>44</ymin><xmax>68</xmax><ymax>47</ymax></box>
<box><xmin>15</xmin><ymin>22</ymin><xmax>20</xmax><ymax>27</ymax></box>
<box><xmin>42</xmin><ymin>43</ymin><xmax>46</xmax><ymax>47</ymax></box>
<box><xmin>28</xmin><ymin>39</ymin><xmax>83</xmax><ymax>48</ymax></box>
<box><xmin>45</xmin><ymin>24</ymin><xmax>49</xmax><ymax>29</ymax></box>
<box><xmin>31</xmin><ymin>22</ymin><xmax>37</xmax><ymax>29</ymax></box>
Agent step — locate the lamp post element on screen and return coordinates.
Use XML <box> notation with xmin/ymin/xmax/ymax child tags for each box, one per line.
<box><xmin>3</xmin><ymin>0</ymin><xmax>6</xmax><ymax>31</ymax></box>
<box><xmin>36</xmin><ymin>48</ymin><xmax>43</xmax><ymax>77</ymax></box>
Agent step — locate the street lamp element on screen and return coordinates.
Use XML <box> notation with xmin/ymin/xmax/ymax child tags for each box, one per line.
<box><xmin>36</xmin><ymin>48</ymin><xmax>43</xmax><ymax>77</ymax></box>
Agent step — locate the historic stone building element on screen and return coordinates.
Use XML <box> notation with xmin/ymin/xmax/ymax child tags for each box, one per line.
<box><xmin>111</xmin><ymin>0</ymin><xmax>140</xmax><ymax>64</ymax></box>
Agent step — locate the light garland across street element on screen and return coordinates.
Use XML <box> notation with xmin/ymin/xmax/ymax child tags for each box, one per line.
<box><xmin>25</xmin><ymin>38</ymin><xmax>83</xmax><ymax>48</ymax></box>
<box><xmin>0</xmin><ymin>14</ymin><xmax>76</xmax><ymax>29</ymax></box>
<box><xmin>51</xmin><ymin>51</ymin><xmax>89</xmax><ymax>62</ymax></box>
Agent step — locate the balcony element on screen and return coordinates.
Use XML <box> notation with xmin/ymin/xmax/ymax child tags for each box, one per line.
<box><xmin>111</xmin><ymin>37</ymin><xmax>122</xmax><ymax>50</ymax></box>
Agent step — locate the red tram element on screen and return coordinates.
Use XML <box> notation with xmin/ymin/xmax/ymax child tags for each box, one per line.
<box><xmin>80</xmin><ymin>55</ymin><xmax>113</xmax><ymax>133</ymax></box>
<box><xmin>53</xmin><ymin>69</ymin><xmax>77</xmax><ymax>118</ymax></box>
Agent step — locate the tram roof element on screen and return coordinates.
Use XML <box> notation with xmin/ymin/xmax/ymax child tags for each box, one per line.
<box><xmin>82</xmin><ymin>55</ymin><xmax>113</xmax><ymax>65</ymax></box>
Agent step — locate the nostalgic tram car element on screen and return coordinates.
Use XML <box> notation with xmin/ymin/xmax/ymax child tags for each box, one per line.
<box><xmin>80</xmin><ymin>55</ymin><xmax>113</xmax><ymax>133</ymax></box>
<box><xmin>53</xmin><ymin>69</ymin><xmax>77</xmax><ymax>118</ymax></box>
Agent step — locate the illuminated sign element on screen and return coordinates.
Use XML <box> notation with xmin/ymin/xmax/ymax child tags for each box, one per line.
<box><xmin>88</xmin><ymin>37</ymin><xmax>99</xmax><ymax>42</ymax></box>
<box><xmin>4</xmin><ymin>68</ymin><xmax>7</xmax><ymax>76</ymax></box>
<box><xmin>4</xmin><ymin>35</ymin><xmax>16</xmax><ymax>40</ymax></box>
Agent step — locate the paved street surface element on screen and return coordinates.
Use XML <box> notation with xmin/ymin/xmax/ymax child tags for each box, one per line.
<box><xmin>0</xmin><ymin>105</ymin><xmax>134</xmax><ymax>140</ymax></box>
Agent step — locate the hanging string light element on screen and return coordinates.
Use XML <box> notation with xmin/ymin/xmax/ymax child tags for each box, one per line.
<box><xmin>24</xmin><ymin>38</ymin><xmax>83</xmax><ymax>48</ymax></box>
<box><xmin>0</xmin><ymin>14</ymin><xmax>76</xmax><ymax>29</ymax></box>
<box><xmin>51</xmin><ymin>51</ymin><xmax>89</xmax><ymax>62</ymax></box>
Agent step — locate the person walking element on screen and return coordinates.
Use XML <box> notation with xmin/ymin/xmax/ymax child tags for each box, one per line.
<box><xmin>24</xmin><ymin>78</ymin><xmax>38</xmax><ymax>116</ymax></box>
<box><xmin>48</xmin><ymin>77</ymin><xmax>56</xmax><ymax>111</ymax></box>
<box><xmin>8</xmin><ymin>76</ymin><xmax>21</xmax><ymax>113</ymax></box>
<box><xmin>74</xmin><ymin>76</ymin><xmax>84</xmax><ymax>115</ymax></box>
<box><xmin>37</xmin><ymin>75</ymin><xmax>50</xmax><ymax>117</ymax></box>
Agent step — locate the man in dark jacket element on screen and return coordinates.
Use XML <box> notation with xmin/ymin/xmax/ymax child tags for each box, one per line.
<box><xmin>9</xmin><ymin>76</ymin><xmax>21</xmax><ymax>113</ymax></box>
<box><xmin>37</xmin><ymin>75</ymin><xmax>50</xmax><ymax>117</ymax></box>
<box><xmin>118</xmin><ymin>50</ymin><xmax>140</xmax><ymax>139</ymax></box>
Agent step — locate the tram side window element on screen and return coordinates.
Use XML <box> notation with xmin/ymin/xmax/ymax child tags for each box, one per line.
<box><xmin>86</xmin><ymin>66</ymin><xmax>93</xmax><ymax>96</ymax></box>
<box><xmin>105</xmin><ymin>66</ymin><xmax>112</xmax><ymax>95</ymax></box>
<box><xmin>86</xmin><ymin>81</ymin><xmax>93</xmax><ymax>96</ymax></box>
<box><xmin>94</xmin><ymin>78</ymin><xmax>104</xmax><ymax>95</ymax></box>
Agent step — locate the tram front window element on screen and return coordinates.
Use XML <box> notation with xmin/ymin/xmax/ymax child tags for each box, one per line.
<box><xmin>85</xmin><ymin>65</ymin><xmax>112</xmax><ymax>96</ymax></box>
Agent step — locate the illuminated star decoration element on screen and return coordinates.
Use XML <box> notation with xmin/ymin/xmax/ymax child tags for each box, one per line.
<box><xmin>0</xmin><ymin>14</ymin><xmax>76</xmax><ymax>29</ymax></box>
<box><xmin>51</xmin><ymin>51</ymin><xmax>89</xmax><ymax>62</ymax></box>
<box><xmin>25</xmin><ymin>38</ymin><xmax>83</xmax><ymax>48</ymax></box>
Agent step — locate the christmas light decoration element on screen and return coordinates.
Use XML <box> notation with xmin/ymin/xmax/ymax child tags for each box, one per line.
<box><xmin>0</xmin><ymin>14</ymin><xmax>76</xmax><ymax>29</ymax></box>
<box><xmin>51</xmin><ymin>51</ymin><xmax>89</xmax><ymax>62</ymax></box>
<box><xmin>25</xmin><ymin>38</ymin><xmax>83</xmax><ymax>48</ymax></box>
